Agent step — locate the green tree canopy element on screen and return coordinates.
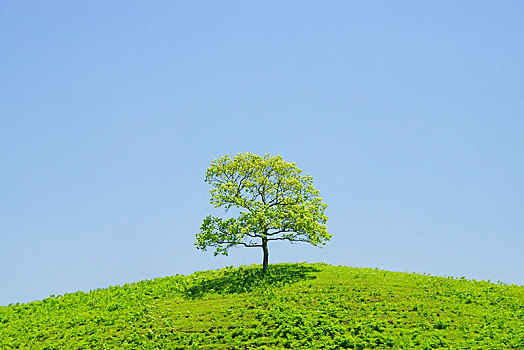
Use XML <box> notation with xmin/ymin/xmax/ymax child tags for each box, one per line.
<box><xmin>196</xmin><ymin>153</ymin><xmax>330</xmax><ymax>272</ymax></box>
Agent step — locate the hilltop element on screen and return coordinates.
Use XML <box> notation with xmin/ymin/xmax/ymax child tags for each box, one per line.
<box><xmin>1</xmin><ymin>263</ymin><xmax>523</xmax><ymax>349</ymax></box>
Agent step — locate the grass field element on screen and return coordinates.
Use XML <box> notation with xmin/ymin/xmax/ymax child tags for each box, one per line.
<box><xmin>1</xmin><ymin>263</ymin><xmax>522</xmax><ymax>349</ymax></box>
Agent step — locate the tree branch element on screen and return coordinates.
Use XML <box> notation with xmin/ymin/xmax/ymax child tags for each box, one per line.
<box><xmin>235</xmin><ymin>173</ymin><xmax>249</xmax><ymax>196</ymax></box>
<box><xmin>267</xmin><ymin>237</ymin><xmax>309</xmax><ymax>243</ymax></box>
<box><xmin>266</xmin><ymin>229</ymin><xmax>292</xmax><ymax>236</ymax></box>
<box><xmin>245</xmin><ymin>231</ymin><xmax>259</xmax><ymax>238</ymax></box>
<box><xmin>220</xmin><ymin>241</ymin><xmax>262</xmax><ymax>248</ymax></box>
<box><xmin>255</xmin><ymin>184</ymin><xmax>266</xmax><ymax>205</ymax></box>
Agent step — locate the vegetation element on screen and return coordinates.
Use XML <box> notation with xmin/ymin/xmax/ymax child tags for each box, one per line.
<box><xmin>197</xmin><ymin>153</ymin><xmax>330</xmax><ymax>272</ymax></box>
<box><xmin>1</xmin><ymin>263</ymin><xmax>522</xmax><ymax>349</ymax></box>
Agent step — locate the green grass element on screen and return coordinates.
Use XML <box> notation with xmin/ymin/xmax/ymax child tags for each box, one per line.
<box><xmin>1</xmin><ymin>263</ymin><xmax>523</xmax><ymax>349</ymax></box>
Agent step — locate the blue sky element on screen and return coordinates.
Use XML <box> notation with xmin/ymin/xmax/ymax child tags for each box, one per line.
<box><xmin>1</xmin><ymin>1</ymin><xmax>523</xmax><ymax>305</ymax></box>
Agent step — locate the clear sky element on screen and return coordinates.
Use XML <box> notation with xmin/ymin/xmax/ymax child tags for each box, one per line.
<box><xmin>1</xmin><ymin>1</ymin><xmax>523</xmax><ymax>305</ymax></box>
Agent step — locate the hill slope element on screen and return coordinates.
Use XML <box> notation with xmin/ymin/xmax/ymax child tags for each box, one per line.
<box><xmin>1</xmin><ymin>263</ymin><xmax>523</xmax><ymax>349</ymax></box>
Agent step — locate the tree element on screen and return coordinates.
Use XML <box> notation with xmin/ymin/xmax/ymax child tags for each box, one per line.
<box><xmin>196</xmin><ymin>152</ymin><xmax>331</xmax><ymax>272</ymax></box>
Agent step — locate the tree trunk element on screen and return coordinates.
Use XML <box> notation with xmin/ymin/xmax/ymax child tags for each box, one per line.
<box><xmin>262</xmin><ymin>236</ymin><xmax>269</xmax><ymax>273</ymax></box>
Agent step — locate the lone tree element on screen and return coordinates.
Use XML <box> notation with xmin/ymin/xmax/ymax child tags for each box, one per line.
<box><xmin>196</xmin><ymin>153</ymin><xmax>330</xmax><ymax>272</ymax></box>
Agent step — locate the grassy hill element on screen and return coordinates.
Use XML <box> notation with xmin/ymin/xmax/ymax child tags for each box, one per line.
<box><xmin>1</xmin><ymin>263</ymin><xmax>522</xmax><ymax>349</ymax></box>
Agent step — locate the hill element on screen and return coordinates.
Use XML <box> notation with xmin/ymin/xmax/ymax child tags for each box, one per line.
<box><xmin>1</xmin><ymin>263</ymin><xmax>522</xmax><ymax>349</ymax></box>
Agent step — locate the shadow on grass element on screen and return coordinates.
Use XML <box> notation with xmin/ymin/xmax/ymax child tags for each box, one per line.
<box><xmin>184</xmin><ymin>263</ymin><xmax>320</xmax><ymax>299</ymax></box>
